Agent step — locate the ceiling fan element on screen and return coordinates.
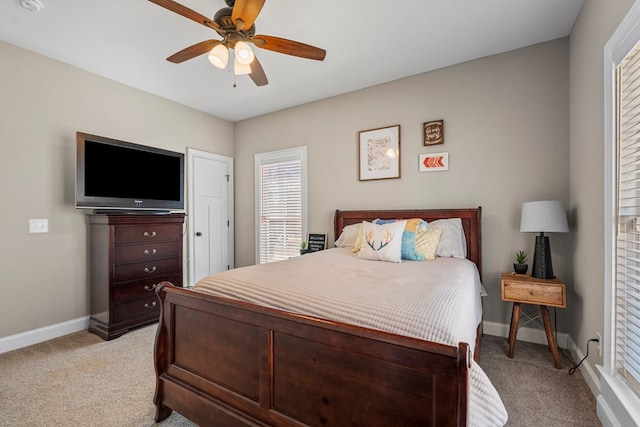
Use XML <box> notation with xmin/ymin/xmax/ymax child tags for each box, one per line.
<box><xmin>148</xmin><ymin>0</ymin><xmax>327</xmax><ymax>87</ymax></box>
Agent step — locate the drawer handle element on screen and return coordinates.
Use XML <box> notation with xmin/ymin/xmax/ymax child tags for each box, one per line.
<box><xmin>144</xmin><ymin>301</ymin><xmax>157</xmax><ymax>309</ymax></box>
<box><xmin>144</xmin><ymin>266</ymin><xmax>157</xmax><ymax>273</ymax></box>
<box><xmin>143</xmin><ymin>231</ymin><xmax>157</xmax><ymax>238</ymax></box>
<box><xmin>144</xmin><ymin>249</ymin><xmax>157</xmax><ymax>255</ymax></box>
<box><xmin>144</xmin><ymin>284</ymin><xmax>157</xmax><ymax>291</ymax></box>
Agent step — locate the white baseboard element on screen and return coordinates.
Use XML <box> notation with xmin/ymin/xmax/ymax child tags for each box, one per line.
<box><xmin>483</xmin><ymin>320</ymin><xmax>569</xmax><ymax>348</ymax></box>
<box><xmin>0</xmin><ymin>316</ymin><xmax>90</xmax><ymax>355</ymax></box>
<box><xmin>483</xmin><ymin>320</ymin><xmax>601</xmax><ymax>398</ymax></box>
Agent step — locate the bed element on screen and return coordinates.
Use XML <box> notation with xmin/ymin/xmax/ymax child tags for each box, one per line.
<box><xmin>153</xmin><ymin>207</ymin><xmax>507</xmax><ymax>426</ymax></box>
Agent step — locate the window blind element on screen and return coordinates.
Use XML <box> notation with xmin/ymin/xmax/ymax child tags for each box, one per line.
<box><xmin>258</xmin><ymin>157</ymin><xmax>302</xmax><ymax>264</ymax></box>
<box><xmin>616</xmin><ymin>41</ymin><xmax>640</xmax><ymax>396</ymax></box>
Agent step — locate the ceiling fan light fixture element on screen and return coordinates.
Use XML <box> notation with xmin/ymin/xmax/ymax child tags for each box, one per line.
<box><xmin>234</xmin><ymin>41</ymin><xmax>255</xmax><ymax>65</ymax></box>
<box><xmin>234</xmin><ymin>58</ymin><xmax>251</xmax><ymax>75</ymax></box>
<box><xmin>208</xmin><ymin>44</ymin><xmax>229</xmax><ymax>69</ymax></box>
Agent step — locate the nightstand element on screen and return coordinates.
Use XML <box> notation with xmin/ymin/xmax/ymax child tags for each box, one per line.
<box><xmin>500</xmin><ymin>272</ymin><xmax>566</xmax><ymax>369</ymax></box>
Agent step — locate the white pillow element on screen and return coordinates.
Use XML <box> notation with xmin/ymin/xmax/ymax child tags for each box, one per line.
<box><xmin>428</xmin><ymin>218</ymin><xmax>467</xmax><ymax>259</ymax></box>
<box><xmin>335</xmin><ymin>223</ymin><xmax>362</xmax><ymax>248</ymax></box>
<box><xmin>357</xmin><ymin>220</ymin><xmax>407</xmax><ymax>263</ymax></box>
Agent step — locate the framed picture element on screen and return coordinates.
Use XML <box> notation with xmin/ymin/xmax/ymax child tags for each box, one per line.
<box><xmin>307</xmin><ymin>233</ymin><xmax>327</xmax><ymax>252</ymax></box>
<box><xmin>358</xmin><ymin>125</ymin><xmax>401</xmax><ymax>181</ymax></box>
<box><xmin>419</xmin><ymin>152</ymin><xmax>449</xmax><ymax>172</ymax></box>
<box><xmin>423</xmin><ymin>120</ymin><xmax>444</xmax><ymax>146</ymax></box>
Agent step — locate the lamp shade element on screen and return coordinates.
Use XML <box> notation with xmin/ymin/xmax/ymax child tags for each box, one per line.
<box><xmin>520</xmin><ymin>201</ymin><xmax>569</xmax><ymax>233</ymax></box>
<box><xmin>234</xmin><ymin>41</ymin><xmax>255</xmax><ymax>65</ymax></box>
<box><xmin>208</xmin><ymin>44</ymin><xmax>229</xmax><ymax>69</ymax></box>
<box><xmin>234</xmin><ymin>58</ymin><xmax>251</xmax><ymax>75</ymax></box>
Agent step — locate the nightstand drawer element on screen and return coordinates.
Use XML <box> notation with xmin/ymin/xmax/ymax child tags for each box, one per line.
<box><xmin>502</xmin><ymin>279</ymin><xmax>565</xmax><ymax>307</ymax></box>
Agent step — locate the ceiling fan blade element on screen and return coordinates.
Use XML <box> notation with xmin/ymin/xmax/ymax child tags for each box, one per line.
<box><xmin>231</xmin><ymin>0</ymin><xmax>265</xmax><ymax>31</ymax></box>
<box><xmin>252</xmin><ymin>35</ymin><xmax>326</xmax><ymax>61</ymax></box>
<box><xmin>249</xmin><ymin>56</ymin><xmax>268</xmax><ymax>86</ymax></box>
<box><xmin>148</xmin><ymin>0</ymin><xmax>220</xmax><ymax>31</ymax></box>
<box><xmin>167</xmin><ymin>40</ymin><xmax>223</xmax><ymax>63</ymax></box>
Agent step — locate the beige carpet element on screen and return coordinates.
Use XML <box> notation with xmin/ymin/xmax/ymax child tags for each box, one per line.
<box><xmin>480</xmin><ymin>334</ymin><xmax>600</xmax><ymax>426</ymax></box>
<box><xmin>0</xmin><ymin>325</ymin><xmax>600</xmax><ymax>426</ymax></box>
<box><xmin>0</xmin><ymin>325</ymin><xmax>193</xmax><ymax>427</ymax></box>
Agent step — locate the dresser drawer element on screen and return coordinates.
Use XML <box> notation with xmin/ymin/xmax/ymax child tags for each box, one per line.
<box><xmin>114</xmin><ymin>257</ymin><xmax>181</xmax><ymax>283</ymax></box>
<box><xmin>113</xmin><ymin>274</ymin><xmax>182</xmax><ymax>302</ymax></box>
<box><xmin>114</xmin><ymin>224</ymin><xmax>182</xmax><ymax>245</ymax></box>
<box><xmin>113</xmin><ymin>296</ymin><xmax>160</xmax><ymax>323</ymax></box>
<box><xmin>502</xmin><ymin>279</ymin><xmax>565</xmax><ymax>307</ymax></box>
<box><xmin>114</xmin><ymin>241</ymin><xmax>181</xmax><ymax>264</ymax></box>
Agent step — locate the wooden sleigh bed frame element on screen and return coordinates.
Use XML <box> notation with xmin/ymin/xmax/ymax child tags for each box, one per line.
<box><xmin>154</xmin><ymin>207</ymin><xmax>482</xmax><ymax>426</ymax></box>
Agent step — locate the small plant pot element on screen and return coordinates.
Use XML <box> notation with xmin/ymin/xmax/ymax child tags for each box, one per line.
<box><xmin>300</xmin><ymin>249</ymin><xmax>311</xmax><ymax>256</ymax></box>
<box><xmin>513</xmin><ymin>263</ymin><xmax>528</xmax><ymax>274</ymax></box>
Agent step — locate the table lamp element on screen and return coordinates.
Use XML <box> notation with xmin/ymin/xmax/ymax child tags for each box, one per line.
<box><xmin>520</xmin><ymin>200</ymin><xmax>569</xmax><ymax>279</ymax></box>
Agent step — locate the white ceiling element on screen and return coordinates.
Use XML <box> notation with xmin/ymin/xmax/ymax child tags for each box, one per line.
<box><xmin>0</xmin><ymin>0</ymin><xmax>583</xmax><ymax>122</ymax></box>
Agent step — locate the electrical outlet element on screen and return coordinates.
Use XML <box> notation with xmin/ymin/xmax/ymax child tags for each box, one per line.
<box><xmin>29</xmin><ymin>219</ymin><xmax>48</xmax><ymax>233</ymax></box>
<box><xmin>596</xmin><ymin>332</ymin><xmax>602</xmax><ymax>357</ymax></box>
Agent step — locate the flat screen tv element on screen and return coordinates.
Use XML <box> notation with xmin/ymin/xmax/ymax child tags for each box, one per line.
<box><xmin>76</xmin><ymin>132</ymin><xmax>185</xmax><ymax>212</ymax></box>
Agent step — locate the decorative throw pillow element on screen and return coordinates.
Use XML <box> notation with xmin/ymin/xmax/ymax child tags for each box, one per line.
<box><xmin>428</xmin><ymin>218</ymin><xmax>467</xmax><ymax>259</ymax></box>
<box><xmin>352</xmin><ymin>222</ymin><xmax>367</xmax><ymax>253</ymax></box>
<box><xmin>357</xmin><ymin>220</ymin><xmax>407</xmax><ymax>263</ymax></box>
<box><xmin>400</xmin><ymin>218</ymin><xmax>426</xmax><ymax>260</ymax></box>
<box><xmin>414</xmin><ymin>224</ymin><xmax>442</xmax><ymax>260</ymax></box>
<box><xmin>335</xmin><ymin>223</ymin><xmax>362</xmax><ymax>248</ymax></box>
<box><xmin>374</xmin><ymin>219</ymin><xmax>396</xmax><ymax>225</ymax></box>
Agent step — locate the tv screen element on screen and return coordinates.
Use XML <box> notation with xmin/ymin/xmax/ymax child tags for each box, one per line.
<box><xmin>76</xmin><ymin>132</ymin><xmax>185</xmax><ymax>212</ymax></box>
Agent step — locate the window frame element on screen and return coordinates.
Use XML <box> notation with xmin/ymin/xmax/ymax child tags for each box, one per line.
<box><xmin>602</xmin><ymin>1</ymin><xmax>640</xmax><ymax>424</ymax></box>
<box><xmin>254</xmin><ymin>147</ymin><xmax>307</xmax><ymax>264</ymax></box>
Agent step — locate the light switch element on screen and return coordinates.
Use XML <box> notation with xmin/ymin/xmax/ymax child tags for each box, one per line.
<box><xmin>29</xmin><ymin>219</ymin><xmax>48</xmax><ymax>233</ymax></box>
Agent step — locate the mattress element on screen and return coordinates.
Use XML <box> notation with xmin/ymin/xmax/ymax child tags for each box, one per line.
<box><xmin>194</xmin><ymin>247</ymin><xmax>508</xmax><ymax>426</ymax></box>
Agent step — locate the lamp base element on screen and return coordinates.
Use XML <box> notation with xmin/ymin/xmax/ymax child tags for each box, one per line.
<box><xmin>532</xmin><ymin>235</ymin><xmax>554</xmax><ymax>279</ymax></box>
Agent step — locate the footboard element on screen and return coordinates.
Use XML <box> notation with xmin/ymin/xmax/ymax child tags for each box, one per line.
<box><xmin>154</xmin><ymin>282</ymin><xmax>470</xmax><ymax>426</ymax></box>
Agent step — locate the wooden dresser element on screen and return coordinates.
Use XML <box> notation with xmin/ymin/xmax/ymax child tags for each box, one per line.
<box><xmin>88</xmin><ymin>213</ymin><xmax>185</xmax><ymax>340</ymax></box>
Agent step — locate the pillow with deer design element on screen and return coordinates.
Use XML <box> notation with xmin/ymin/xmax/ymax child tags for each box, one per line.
<box><xmin>357</xmin><ymin>220</ymin><xmax>407</xmax><ymax>263</ymax></box>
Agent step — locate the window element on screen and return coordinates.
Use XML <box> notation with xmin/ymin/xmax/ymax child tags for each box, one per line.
<box><xmin>615</xmin><ymin>42</ymin><xmax>640</xmax><ymax>397</ymax></box>
<box><xmin>603</xmin><ymin>3</ymin><xmax>640</xmax><ymax>424</ymax></box>
<box><xmin>255</xmin><ymin>147</ymin><xmax>307</xmax><ymax>264</ymax></box>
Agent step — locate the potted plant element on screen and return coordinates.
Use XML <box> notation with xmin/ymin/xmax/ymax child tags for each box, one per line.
<box><xmin>514</xmin><ymin>250</ymin><xmax>528</xmax><ymax>274</ymax></box>
<box><xmin>300</xmin><ymin>241</ymin><xmax>310</xmax><ymax>255</ymax></box>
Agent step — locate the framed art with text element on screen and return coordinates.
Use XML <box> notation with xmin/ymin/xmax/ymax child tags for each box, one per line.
<box><xmin>307</xmin><ymin>233</ymin><xmax>327</xmax><ymax>252</ymax></box>
<box><xmin>358</xmin><ymin>125</ymin><xmax>401</xmax><ymax>181</ymax></box>
<box><xmin>423</xmin><ymin>120</ymin><xmax>444</xmax><ymax>146</ymax></box>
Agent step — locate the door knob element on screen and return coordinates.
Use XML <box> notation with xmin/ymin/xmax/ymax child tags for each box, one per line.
<box><xmin>195</xmin><ymin>232</ymin><xmax>203</xmax><ymax>236</ymax></box>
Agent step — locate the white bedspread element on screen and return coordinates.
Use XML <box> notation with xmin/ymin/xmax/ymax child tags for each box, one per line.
<box><xmin>194</xmin><ymin>248</ymin><xmax>508</xmax><ymax>426</ymax></box>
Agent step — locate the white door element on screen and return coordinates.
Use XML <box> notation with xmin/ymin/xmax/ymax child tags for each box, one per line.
<box><xmin>187</xmin><ymin>149</ymin><xmax>234</xmax><ymax>286</ymax></box>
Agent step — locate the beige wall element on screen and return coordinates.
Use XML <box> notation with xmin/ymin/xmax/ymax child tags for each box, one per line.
<box><xmin>568</xmin><ymin>0</ymin><xmax>634</xmax><ymax>366</ymax></box>
<box><xmin>0</xmin><ymin>40</ymin><xmax>233</xmax><ymax>338</ymax></box>
<box><xmin>234</xmin><ymin>39</ymin><xmax>570</xmax><ymax>326</ymax></box>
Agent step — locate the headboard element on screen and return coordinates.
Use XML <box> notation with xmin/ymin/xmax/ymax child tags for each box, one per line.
<box><xmin>334</xmin><ymin>207</ymin><xmax>482</xmax><ymax>278</ymax></box>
